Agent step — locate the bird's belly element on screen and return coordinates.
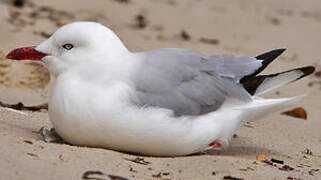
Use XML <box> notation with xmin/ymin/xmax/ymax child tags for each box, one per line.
<box><xmin>48</xmin><ymin>80</ymin><xmax>223</xmax><ymax>156</ymax></box>
<box><xmin>48</xmin><ymin>80</ymin><xmax>137</xmax><ymax>148</ymax></box>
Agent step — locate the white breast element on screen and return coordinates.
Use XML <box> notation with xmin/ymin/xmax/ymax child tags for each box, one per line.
<box><xmin>48</xmin><ymin>71</ymin><xmax>229</xmax><ymax>156</ymax></box>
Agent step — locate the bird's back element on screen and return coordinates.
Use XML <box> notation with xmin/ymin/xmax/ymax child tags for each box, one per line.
<box><xmin>129</xmin><ymin>48</ymin><xmax>257</xmax><ymax>116</ymax></box>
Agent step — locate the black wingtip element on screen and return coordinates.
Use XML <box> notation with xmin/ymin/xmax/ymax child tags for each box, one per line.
<box><xmin>240</xmin><ymin>48</ymin><xmax>287</xmax><ymax>83</ymax></box>
<box><xmin>255</xmin><ymin>48</ymin><xmax>287</xmax><ymax>73</ymax></box>
<box><xmin>255</xmin><ymin>48</ymin><xmax>287</xmax><ymax>61</ymax></box>
<box><xmin>241</xmin><ymin>65</ymin><xmax>316</xmax><ymax>95</ymax></box>
<box><xmin>298</xmin><ymin>66</ymin><xmax>315</xmax><ymax>79</ymax></box>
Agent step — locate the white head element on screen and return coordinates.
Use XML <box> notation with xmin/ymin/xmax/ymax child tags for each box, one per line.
<box><xmin>6</xmin><ymin>21</ymin><xmax>128</xmax><ymax>76</ymax></box>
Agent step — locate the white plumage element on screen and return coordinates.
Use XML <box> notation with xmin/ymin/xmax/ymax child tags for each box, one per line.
<box><xmin>6</xmin><ymin>21</ymin><xmax>314</xmax><ymax>156</ymax></box>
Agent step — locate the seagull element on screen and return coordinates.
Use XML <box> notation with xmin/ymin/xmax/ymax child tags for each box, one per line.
<box><xmin>6</xmin><ymin>21</ymin><xmax>315</xmax><ymax>156</ymax></box>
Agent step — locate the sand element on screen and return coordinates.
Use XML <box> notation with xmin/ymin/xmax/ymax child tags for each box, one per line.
<box><xmin>0</xmin><ymin>0</ymin><xmax>320</xmax><ymax>179</ymax></box>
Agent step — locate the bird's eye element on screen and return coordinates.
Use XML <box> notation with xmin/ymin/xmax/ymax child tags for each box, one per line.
<box><xmin>62</xmin><ymin>44</ymin><xmax>74</xmax><ymax>50</ymax></box>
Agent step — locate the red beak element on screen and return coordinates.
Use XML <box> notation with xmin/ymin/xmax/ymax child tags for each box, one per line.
<box><xmin>6</xmin><ymin>46</ymin><xmax>48</xmax><ymax>61</ymax></box>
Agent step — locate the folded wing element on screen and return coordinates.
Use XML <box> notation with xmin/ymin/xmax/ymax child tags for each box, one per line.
<box><xmin>130</xmin><ymin>48</ymin><xmax>264</xmax><ymax>116</ymax></box>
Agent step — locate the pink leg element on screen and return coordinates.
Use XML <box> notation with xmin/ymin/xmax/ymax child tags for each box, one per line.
<box><xmin>208</xmin><ymin>140</ymin><xmax>222</xmax><ymax>149</ymax></box>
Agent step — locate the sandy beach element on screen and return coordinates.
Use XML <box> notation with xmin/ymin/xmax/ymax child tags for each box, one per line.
<box><xmin>0</xmin><ymin>0</ymin><xmax>320</xmax><ymax>179</ymax></box>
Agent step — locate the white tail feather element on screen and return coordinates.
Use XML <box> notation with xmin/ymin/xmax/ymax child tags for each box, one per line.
<box><xmin>238</xmin><ymin>95</ymin><xmax>305</xmax><ymax>123</ymax></box>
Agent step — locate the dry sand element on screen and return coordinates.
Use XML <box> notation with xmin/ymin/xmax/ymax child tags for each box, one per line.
<box><xmin>0</xmin><ymin>0</ymin><xmax>320</xmax><ymax>179</ymax></box>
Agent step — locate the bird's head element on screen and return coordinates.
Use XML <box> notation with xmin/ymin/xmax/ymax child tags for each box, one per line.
<box><xmin>6</xmin><ymin>21</ymin><xmax>128</xmax><ymax>76</ymax></box>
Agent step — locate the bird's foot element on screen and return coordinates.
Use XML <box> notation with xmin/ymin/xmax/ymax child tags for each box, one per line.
<box><xmin>208</xmin><ymin>140</ymin><xmax>222</xmax><ymax>150</ymax></box>
<box><xmin>39</xmin><ymin>127</ymin><xmax>65</xmax><ymax>143</ymax></box>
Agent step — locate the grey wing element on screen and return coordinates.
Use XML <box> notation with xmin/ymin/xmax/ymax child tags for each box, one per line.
<box><xmin>130</xmin><ymin>48</ymin><xmax>262</xmax><ymax>116</ymax></box>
